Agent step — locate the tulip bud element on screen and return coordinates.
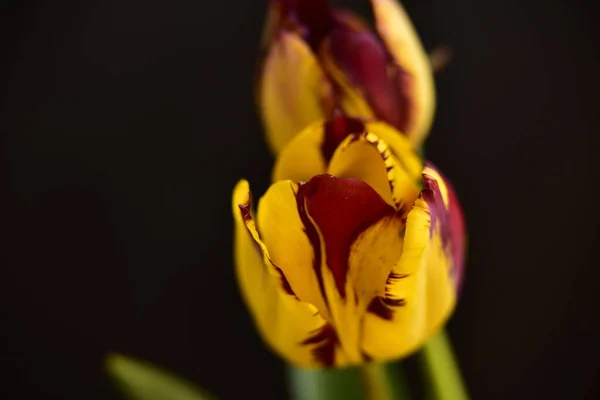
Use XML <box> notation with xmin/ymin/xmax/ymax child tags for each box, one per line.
<box><xmin>232</xmin><ymin>117</ymin><xmax>464</xmax><ymax>367</ymax></box>
<box><xmin>258</xmin><ymin>0</ymin><xmax>435</xmax><ymax>154</ymax></box>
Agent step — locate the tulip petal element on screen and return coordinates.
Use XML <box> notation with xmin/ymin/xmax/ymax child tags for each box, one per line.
<box><xmin>260</xmin><ymin>31</ymin><xmax>334</xmax><ymax>154</ymax></box>
<box><xmin>271</xmin><ymin>120</ymin><xmax>329</xmax><ymax>184</ymax></box>
<box><xmin>285</xmin><ymin>0</ymin><xmax>333</xmax><ymax>50</ymax></box>
<box><xmin>272</xmin><ymin>114</ymin><xmax>366</xmax><ymax>183</ymax></box>
<box><xmin>371</xmin><ymin>0</ymin><xmax>436</xmax><ymax>145</ymax></box>
<box><xmin>320</xmin><ymin>37</ymin><xmax>375</xmax><ymax>122</ymax></box>
<box><xmin>233</xmin><ymin>180</ymin><xmax>332</xmax><ymax>367</ymax></box>
<box><xmin>420</xmin><ymin>163</ymin><xmax>466</xmax><ymax>291</ymax></box>
<box><xmin>297</xmin><ymin>174</ymin><xmax>405</xmax><ymax>364</ymax></box>
<box><xmin>256</xmin><ymin>179</ymin><xmax>331</xmax><ymax>323</ymax></box>
<box><xmin>328</xmin><ymin>131</ymin><xmax>420</xmax><ymax>211</ymax></box>
<box><xmin>360</xmin><ymin>164</ymin><xmax>465</xmax><ymax>361</ymax></box>
<box><xmin>325</xmin><ymin>12</ymin><xmax>413</xmax><ymax>136</ymax></box>
<box><xmin>299</xmin><ymin>175</ymin><xmax>399</xmax><ymax>300</ymax></box>
<box><xmin>272</xmin><ymin>114</ymin><xmax>424</xmax><ymax>190</ymax></box>
<box><xmin>364</xmin><ymin>121</ymin><xmax>423</xmax><ymax>180</ymax></box>
<box><xmin>321</xmin><ymin>112</ymin><xmax>367</xmax><ymax>162</ymax></box>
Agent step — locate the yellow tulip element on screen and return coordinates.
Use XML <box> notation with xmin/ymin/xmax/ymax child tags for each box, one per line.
<box><xmin>232</xmin><ymin>116</ymin><xmax>464</xmax><ymax>367</ymax></box>
<box><xmin>258</xmin><ymin>0</ymin><xmax>435</xmax><ymax>154</ymax></box>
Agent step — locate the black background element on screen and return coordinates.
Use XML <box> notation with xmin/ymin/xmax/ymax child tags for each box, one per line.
<box><xmin>1</xmin><ymin>0</ymin><xmax>599</xmax><ymax>399</ymax></box>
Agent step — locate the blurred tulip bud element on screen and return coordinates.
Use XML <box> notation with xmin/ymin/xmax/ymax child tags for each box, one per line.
<box><xmin>258</xmin><ymin>0</ymin><xmax>435</xmax><ymax>154</ymax></box>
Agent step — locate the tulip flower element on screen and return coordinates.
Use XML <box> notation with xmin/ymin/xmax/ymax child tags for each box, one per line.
<box><xmin>258</xmin><ymin>0</ymin><xmax>435</xmax><ymax>154</ymax></box>
<box><xmin>232</xmin><ymin>115</ymin><xmax>464</xmax><ymax>367</ymax></box>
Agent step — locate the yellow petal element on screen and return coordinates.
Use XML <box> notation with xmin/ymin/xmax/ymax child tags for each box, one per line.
<box><xmin>232</xmin><ymin>179</ymin><xmax>330</xmax><ymax>367</ymax></box>
<box><xmin>260</xmin><ymin>31</ymin><xmax>333</xmax><ymax>154</ymax></box>
<box><xmin>364</xmin><ymin>121</ymin><xmax>423</xmax><ymax>180</ymax></box>
<box><xmin>328</xmin><ymin>130</ymin><xmax>421</xmax><ymax>211</ymax></box>
<box><xmin>271</xmin><ymin>120</ymin><xmax>328</xmax><ymax>184</ymax></box>
<box><xmin>256</xmin><ymin>179</ymin><xmax>331</xmax><ymax>323</ymax></box>
<box><xmin>371</xmin><ymin>0</ymin><xmax>436</xmax><ymax>145</ymax></box>
<box><xmin>360</xmin><ymin>163</ymin><xmax>465</xmax><ymax>361</ymax></box>
<box><xmin>272</xmin><ymin>114</ymin><xmax>367</xmax><ymax>183</ymax></box>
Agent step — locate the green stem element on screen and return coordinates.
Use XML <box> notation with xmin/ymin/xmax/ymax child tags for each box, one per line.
<box><xmin>420</xmin><ymin>330</ymin><xmax>469</xmax><ymax>400</ymax></box>
<box><xmin>287</xmin><ymin>365</ymin><xmax>363</xmax><ymax>400</ymax></box>
<box><xmin>360</xmin><ymin>362</ymin><xmax>411</xmax><ymax>400</ymax></box>
<box><xmin>287</xmin><ymin>362</ymin><xmax>412</xmax><ymax>400</ymax></box>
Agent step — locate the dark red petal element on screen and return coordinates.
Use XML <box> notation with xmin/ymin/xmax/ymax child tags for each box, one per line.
<box><xmin>421</xmin><ymin>164</ymin><xmax>466</xmax><ymax>292</ymax></box>
<box><xmin>297</xmin><ymin>174</ymin><xmax>397</xmax><ymax>299</ymax></box>
<box><xmin>328</xmin><ymin>15</ymin><xmax>412</xmax><ymax>133</ymax></box>
<box><xmin>447</xmin><ymin>177</ymin><xmax>466</xmax><ymax>292</ymax></box>
<box><xmin>320</xmin><ymin>111</ymin><xmax>365</xmax><ymax>161</ymax></box>
<box><xmin>281</xmin><ymin>0</ymin><xmax>333</xmax><ymax>50</ymax></box>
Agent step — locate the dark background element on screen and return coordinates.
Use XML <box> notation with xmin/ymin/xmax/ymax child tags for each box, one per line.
<box><xmin>1</xmin><ymin>0</ymin><xmax>599</xmax><ymax>399</ymax></box>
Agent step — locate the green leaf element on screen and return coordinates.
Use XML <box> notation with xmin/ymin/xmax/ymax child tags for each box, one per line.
<box><xmin>106</xmin><ymin>353</ymin><xmax>216</xmax><ymax>400</ymax></box>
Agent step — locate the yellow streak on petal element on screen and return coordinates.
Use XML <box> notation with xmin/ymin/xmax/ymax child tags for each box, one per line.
<box><xmin>260</xmin><ymin>32</ymin><xmax>332</xmax><ymax>154</ymax></box>
<box><xmin>371</xmin><ymin>0</ymin><xmax>436</xmax><ymax>145</ymax></box>
<box><xmin>320</xmin><ymin>40</ymin><xmax>376</xmax><ymax>120</ymax></box>
<box><xmin>232</xmin><ymin>180</ymin><xmax>327</xmax><ymax>367</ymax></box>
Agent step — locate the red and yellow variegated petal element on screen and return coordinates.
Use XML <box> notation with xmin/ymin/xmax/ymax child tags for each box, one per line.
<box><xmin>272</xmin><ymin>114</ymin><xmax>367</xmax><ymax>183</ymax></box>
<box><xmin>260</xmin><ymin>31</ymin><xmax>334</xmax><ymax>154</ymax></box>
<box><xmin>327</xmin><ymin>131</ymin><xmax>420</xmax><ymax>211</ymax></box>
<box><xmin>320</xmin><ymin>112</ymin><xmax>367</xmax><ymax>162</ymax></box>
<box><xmin>297</xmin><ymin>174</ymin><xmax>404</xmax><ymax>365</ymax></box>
<box><xmin>371</xmin><ymin>0</ymin><xmax>436</xmax><ymax>146</ymax></box>
<box><xmin>360</xmin><ymin>164</ymin><xmax>465</xmax><ymax>361</ymax></box>
<box><xmin>233</xmin><ymin>180</ymin><xmax>330</xmax><ymax>367</ymax></box>
<box><xmin>326</xmin><ymin>11</ymin><xmax>414</xmax><ymax>136</ymax></box>
<box><xmin>422</xmin><ymin>163</ymin><xmax>466</xmax><ymax>291</ymax></box>
<box><xmin>365</xmin><ymin>121</ymin><xmax>423</xmax><ymax>181</ymax></box>
<box><xmin>256</xmin><ymin>180</ymin><xmax>331</xmax><ymax>323</ymax></box>
<box><xmin>319</xmin><ymin>39</ymin><xmax>375</xmax><ymax>121</ymax></box>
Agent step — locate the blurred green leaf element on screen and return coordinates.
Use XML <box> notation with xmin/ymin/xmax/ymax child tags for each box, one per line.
<box><xmin>106</xmin><ymin>353</ymin><xmax>216</xmax><ymax>400</ymax></box>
